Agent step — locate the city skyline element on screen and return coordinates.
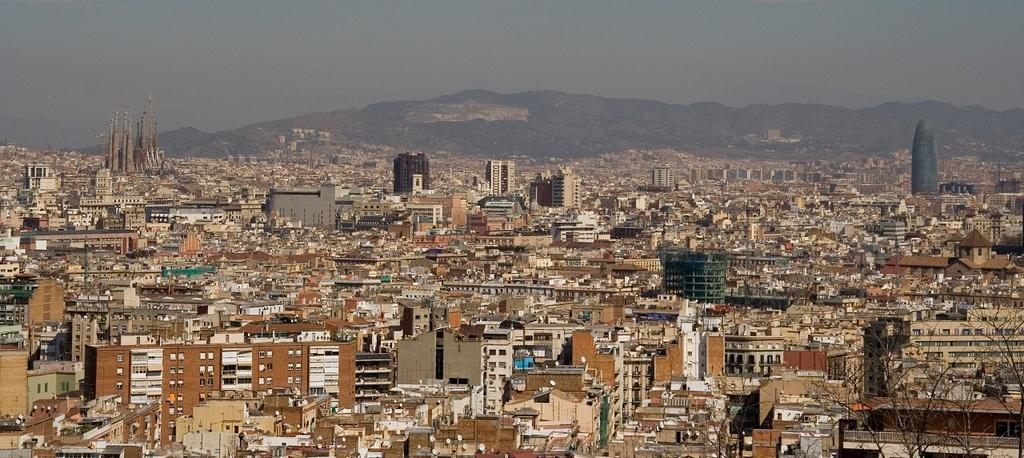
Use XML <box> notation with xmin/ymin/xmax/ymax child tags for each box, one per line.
<box><xmin>2</xmin><ymin>133</ymin><xmax>1023</xmax><ymax>456</ymax></box>
<box><xmin>3</xmin><ymin>2</ymin><xmax>1024</xmax><ymax>457</ymax></box>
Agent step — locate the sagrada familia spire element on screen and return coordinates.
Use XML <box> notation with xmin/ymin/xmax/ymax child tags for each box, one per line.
<box><xmin>106</xmin><ymin>96</ymin><xmax>164</xmax><ymax>174</ymax></box>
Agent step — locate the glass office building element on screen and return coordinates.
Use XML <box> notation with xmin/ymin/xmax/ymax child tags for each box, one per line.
<box><xmin>660</xmin><ymin>249</ymin><xmax>728</xmax><ymax>303</ymax></box>
<box><xmin>911</xmin><ymin>120</ymin><xmax>938</xmax><ymax>195</ymax></box>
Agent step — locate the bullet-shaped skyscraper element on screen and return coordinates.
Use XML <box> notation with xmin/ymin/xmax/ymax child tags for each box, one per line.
<box><xmin>910</xmin><ymin>120</ymin><xmax>938</xmax><ymax>195</ymax></box>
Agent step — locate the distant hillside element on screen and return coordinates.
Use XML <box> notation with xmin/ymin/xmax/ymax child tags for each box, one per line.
<box><xmin>144</xmin><ymin>90</ymin><xmax>1024</xmax><ymax>159</ymax></box>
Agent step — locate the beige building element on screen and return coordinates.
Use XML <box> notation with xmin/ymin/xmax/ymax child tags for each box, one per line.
<box><xmin>910</xmin><ymin>308</ymin><xmax>1024</xmax><ymax>373</ymax></box>
<box><xmin>0</xmin><ymin>347</ymin><xmax>28</xmax><ymax>416</ymax></box>
<box><xmin>724</xmin><ymin>334</ymin><xmax>785</xmax><ymax>376</ymax></box>
<box><xmin>505</xmin><ymin>388</ymin><xmax>602</xmax><ymax>437</ymax></box>
<box><xmin>396</xmin><ymin>327</ymin><xmax>483</xmax><ymax>386</ymax></box>
<box><xmin>174</xmin><ymin>398</ymin><xmax>279</xmax><ymax>442</ymax></box>
<box><xmin>181</xmin><ymin>432</ymin><xmax>239</xmax><ymax>458</ymax></box>
<box><xmin>651</xmin><ymin>165</ymin><xmax>675</xmax><ymax>188</ymax></box>
<box><xmin>27</xmin><ymin>362</ymin><xmax>79</xmax><ymax>407</ymax></box>
<box><xmin>623</xmin><ymin>355</ymin><xmax>654</xmax><ymax>418</ymax></box>
<box><xmin>552</xmin><ymin>168</ymin><xmax>580</xmax><ymax>208</ymax></box>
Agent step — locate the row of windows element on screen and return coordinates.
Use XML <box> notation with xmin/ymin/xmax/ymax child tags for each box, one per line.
<box><xmin>727</xmin><ymin>344</ymin><xmax>782</xmax><ymax>350</ymax></box>
<box><xmin>726</xmin><ymin>354</ymin><xmax>782</xmax><ymax>364</ymax></box>
<box><xmin>926</xmin><ymin>351</ymin><xmax>1024</xmax><ymax>359</ymax></box>
<box><xmin>917</xmin><ymin>340</ymin><xmax>1024</xmax><ymax>347</ymax></box>
<box><xmin>724</xmin><ymin>366</ymin><xmax>775</xmax><ymax>375</ymax></box>
<box><xmin>35</xmin><ymin>381</ymin><xmax>72</xmax><ymax>393</ymax></box>
<box><xmin>256</xmin><ymin>376</ymin><xmax>303</xmax><ymax>385</ymax></box>
<box><xmin>913</xmin><ymin>328</ymin><xmax>1024</xmax><ymax>337</ymax></box>
<box><xmin>116</xmin><ymin>348</ymin><xmax>309</xmax><ymax>363</ymax></box>
<box><xmin>126</xmin><ymin>362</ymin><xmax>313</xmax><ymax>375</ymax></box>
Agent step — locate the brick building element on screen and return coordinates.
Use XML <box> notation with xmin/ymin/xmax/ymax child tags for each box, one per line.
<box><xmin>84</xmin><ymin>338</ymin><xmax>357</xmax><ymax>444</ymax></box>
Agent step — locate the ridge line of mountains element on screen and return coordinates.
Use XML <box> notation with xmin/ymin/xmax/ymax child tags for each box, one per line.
<box><xmin>119</xmin><ymin>89</ymin><xmax>1024</xmax><ymax>160</ymax></box>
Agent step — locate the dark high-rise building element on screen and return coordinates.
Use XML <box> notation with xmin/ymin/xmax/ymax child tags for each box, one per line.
<box><xmin>528</xmin><ymin>169</ymin><xmax>579</xmax><ymax>208</ymax></box>
<box><xmin>660</xmin><ymin>249</ymin><xmax>728</xmax><ymax>303</ymax></box>
<box><xmin>529</xmin><ymin>173</ymin><xmax>554</xmax><ymax>207</ymax></box>
<box><xmin>910</xmin><ymin>120</ymin><xmax>938</xmax><ymax>195</ymax></box>
<box><xmin>393</xmin><ymin>152</ymin><xmax>430</xmax><ymax>193</ymax></box>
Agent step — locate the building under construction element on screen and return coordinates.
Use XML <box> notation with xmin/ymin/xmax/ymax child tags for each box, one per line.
<box><xmin>106</xmin><ymin>96</ymin><xmax>164</xmax><ymax>174</ymax></box>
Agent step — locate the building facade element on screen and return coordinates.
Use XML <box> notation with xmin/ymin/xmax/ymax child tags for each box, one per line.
<box><xmin>267</xmin><ymin>185</ymin><xmax>346</xmax><ymax>229</ymax></box>
<box><xmin>84</xmin><ymin>338</ymin><xmax>358</xmax><ymax>444</ymax></box>
<box><xmin>485</xmin><ymin>160</ymin><xmax>516</xmax><ymax>196</ymax></box>
<box><xmin>651</xmin><ymin>165</ymin><xmax>675</xmax><ymax>189</ymax></box>
<box><xmin>911</xmin><ymin>119</ymin><xmax>938</xmax><ymax>195</ymax></box>
<box><xmin>530</xmin><ymin>168</ymin><xmax>580</xmax><ymax>208</ymax></box>
<box><xmin>661</xmin><ymin>250</ymin><xmax>728</xmax><ymax>303</ymax></box>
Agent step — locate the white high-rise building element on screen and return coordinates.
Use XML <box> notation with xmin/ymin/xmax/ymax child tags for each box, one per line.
<box><xmin>651</xmin><ymin>165</ymin><xmax>675</xmax><ymax>189</ymax></box>
<box><xmin>552</xmin><ymin>168</ymin><xmax>580</xmax><ymax>208</ymax></box>
<box><xmin>485</xmin><ymin>160</ymin><xmax>516</xmax><ymax>196</ymax></box>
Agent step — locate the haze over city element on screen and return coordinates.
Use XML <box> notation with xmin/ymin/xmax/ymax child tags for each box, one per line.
<box><xmin>1</xmin><ymin>0</ymin><xmax>1023</xmax><ymax>147</ymax></box>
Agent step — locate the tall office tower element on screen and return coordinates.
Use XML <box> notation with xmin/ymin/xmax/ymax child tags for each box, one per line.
<box><xmin>651</xmin><ymin>165</ymin><xmax>675</xmax><ymax>188</ymax></box>
<box><xmin>910</xmin><ymin>120</ymin><xmax>938</xmax><ymax>195</ymax></box>
<box><xmin>393</xmin><ymin>152</ymin><xmax>430</xmax><ymax>194</ymax></box>
<box><xmin>551</xmin><ymin>168</ymin><xmax>580</xmax><ymax>208</ymax></box>
<box><xmin>485</xmin><ymin>160</ymin><xmax>516</xmax><ymax>195</ymax></box>
<box><xmin>530</xmin><ymin>168</ymin><xmax>580</xmax><ymax>208</ymax></box>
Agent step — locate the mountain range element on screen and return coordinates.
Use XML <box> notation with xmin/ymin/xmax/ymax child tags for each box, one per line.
<box><xmin>113</xmin><ymin>90</ymin><xmax>1024</xmax><ymax>160</ymax></box>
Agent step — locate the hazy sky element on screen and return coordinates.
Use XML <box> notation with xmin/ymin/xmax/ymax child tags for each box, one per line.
<box><xmin>2</xmin><ymin>0</ymin><xmax>1022</xmax><ymax>147</ymax></box>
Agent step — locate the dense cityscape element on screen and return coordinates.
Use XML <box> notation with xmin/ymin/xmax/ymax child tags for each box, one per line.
<box><xmin>2</xmin><ymin>1</ymin><xmax>1024</xmax><ymax>456</ymax></box>
<box><xmin>0</xmin><ymin>97</ymin><xmax>1022</xmax><ymax>458</ymax></box>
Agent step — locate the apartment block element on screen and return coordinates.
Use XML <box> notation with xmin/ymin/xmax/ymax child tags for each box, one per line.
<box><xmin>84</xmin><ymin>338</ymin><xmax>357</xmax><ymax>444</ymax></box>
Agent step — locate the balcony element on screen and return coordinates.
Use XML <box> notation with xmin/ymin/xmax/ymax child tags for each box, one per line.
<box><xmin>355</xmin><ymin>367</ymin><xmax>392</xmax><ymax>374</ymax></box>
